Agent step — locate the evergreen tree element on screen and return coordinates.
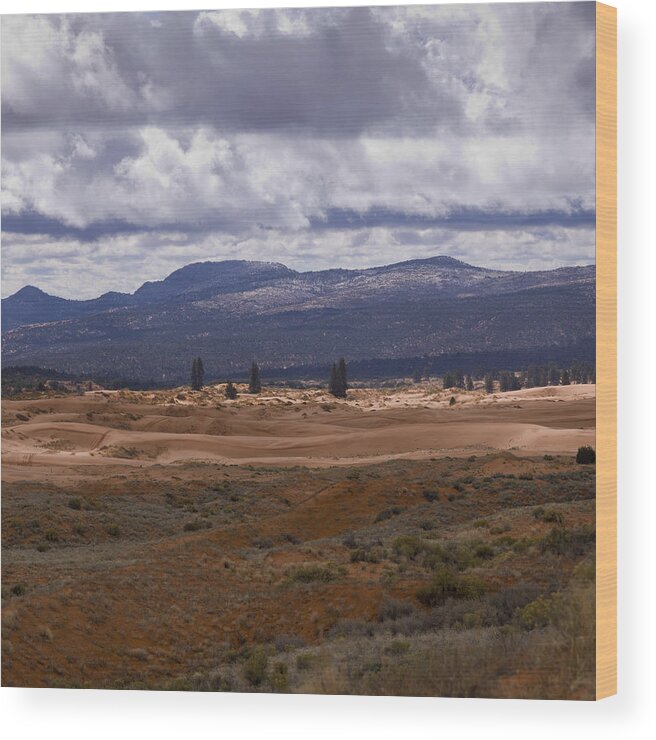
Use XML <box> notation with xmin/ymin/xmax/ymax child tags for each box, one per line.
<box><xmin>465</xmin><ymin>375</ymin><xmax>474</xmax><ymax>391</ymax></box>
<box><xmin>442</xmin><ymin>372</ymin><xmax>455</xmax><ymax>389</ymax></box>
<box><xmin>548</xmin><ymin>365</ymin><xmax>560</xmax><ymax>386</ymax></box>
<box><xmin>225</xmin><ymin>381</ymin><xmax>238</xmax><ymax>400</ymax></box>
<box><xmin>249</xmin><ymin>361</ymin><xmax>262</xmax><ymax>394</ymax></box>
<box><xmin>329</xmin><ymin>360</ymin><xmax>347</xmax><ymax>399</ymax></box>
<box><xmin>412</xmin><ymin>367</ymin><xmax>422</xmax><ymax>384</ymax></box>
<box><xmin>422</xmin><ymin>366</ymin><xmax>431</xmax><ymax>381</ymax></box>
<box><xmin>197</xmin><ymin>357</ymin><xmax>204</xmax><ymax>388</ymax></box>
<box><xmin>191</xmin><ymin>357</ymin><xmax>205</xmax><ymax>390</ymax></box>
<box><xmin>455</xmin><ymin>369</ymin><xmax>465</xmax><ymax>389</ymax></box>
<box><xmin>560</xmin><ymin>369</ymin><xmax>571</xmax><ymax>386</ymax></box>
<box><xmin>576</xmin><ymin>445</ymin><xmax>596</xmax><ymax>464</ymax></box>
<box><xmin>449</xmin><ymin>395</ymin><xmax>456</xmax><ymax>406</ymax></box>
<box><xmin>338</xmin><ymin>357</ymin><xmax>348</xmax><ymax>395</ymax></box>
<box><xmin>484</xmin><ymin>375</ymin><xmax>494</xmax><ymax>394</ymax></box>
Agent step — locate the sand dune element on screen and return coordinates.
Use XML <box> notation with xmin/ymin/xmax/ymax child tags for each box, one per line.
<box><xmin>2</xmin><ymin>385</ymin><xmax>595</xmax><ymax>478</ymax></box>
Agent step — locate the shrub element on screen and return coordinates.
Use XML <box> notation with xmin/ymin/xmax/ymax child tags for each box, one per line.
<box><xmin>350</xmin><ymin>548</ymin><xmax>381</xmax><ymax>564</ymax></box>
<box><xmin>253</xmin><ymin>537</ymin><xmax>273</xmax><ymax>549</ymax></box>
<box><xmin>377</xmin><ymin>597</ymin><xmax>416</xmax><ymax>622</ymax></box>
<box><xmin>490</xmin><ymin>583</ymin><xmax>542</xmax><ymax>623</ymax></box>
<box><xmin>11</xmin><ymin>583</ymin><xmax>26</xmax><ymax>597</ymax></box>
<box><xmin>243</xmin><ymin>647</ymin><xmax>269</xmax><ymax>686</ymax></box>
<box><xmin>44</xmin><ymin>529</ymin><xmax>59</xmax><ymax>543</ymax></box>
<box><xmin>533</xmin><ymin>507</ymin><xmax>564</xmax><ymax>524</ymax></box>
<box><xmin>385</xmin><ymin>640</ymin><xmax>411</xmax><ymax>655</ymax></box>
<box><xmin>268</xmin><ymin>661</ymin><xmax>289</xmax><ymax>692</ymax></box>
<box><xmin>416</xmin><ymin>567</ymin><xmax>484</xmax><ymax>607</ymax></box>
<box><xmin>474</xmin><ymin>544</ymin><xmax>495</xmax><ymax>560</ymax></box>
<box><xmin>342</xmin><ymin>533</ymin><xmax>358</xmax><ymax>549</ymax></box>
<box><xmin>540</xmin><ymin>525</ymin><xmax>595</xmax><ymax>557</ymax></box>
<box><xmin>375</xmin><ymin>506</ymin><xmax>404</xmax><ymax>523</ymax></box>
<box><xmin>392</xmin><ymin>535</ymin><xmax>425</xmax><ymax>560</ymax></box>
<box><xmin>515</xmin><ymin>593</ymin><xmax>565</xmax><ymax>630</ymax></box>
<box><xmin>296</xmin><ymin>654</ymin><xmax>315</xmax><ymax>671</ymax></box>
<box><xmin>422</xmin><ymin>490</ymin><xmax>439</xmax><ymax>502</ymax></box>
<box><xmin>576</xmin><ymin>446</ymin><xmax>596</xmax><ymax>464</ymax></box>
<box><xmin>288</xmin><ymin>564</ymin><xmax>336</xmax><ymax>583</ymax></box>
<box><xmin>68</xmin><ymin>497</ymin><xmax>82</xmax><ymax>510</ymax></box>
<box><xmin>449</xmin><ymin>396</ymin><xmax>456</xmax><ymax>406</ymax></box>
<box><xmin>106</xmin><ymin>524</ymin><xmax>120</xmax><ymax>537</ymax></box>
<box><xmin>183</xmin><ymin>520</ymin><xmax>203</xmax><ymax>532</ymax></box>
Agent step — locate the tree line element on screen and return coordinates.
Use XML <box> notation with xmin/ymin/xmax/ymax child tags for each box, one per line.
<box><xmin>418</xmin><ymin>360</ymin><xmax>594</xmax><ymax>394</ymax></box>
<box><xmin>189</xmin><ymin>356</ymin><xmax>349</xmax><ymax>399</ymax></box>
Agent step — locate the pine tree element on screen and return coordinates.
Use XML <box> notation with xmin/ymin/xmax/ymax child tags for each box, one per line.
<box><xmin>191</xmin><ymin>357</ymin><xmax>205</xmax><ymax>390</ymax></box>
<box><xmin>412</xmin><ymin>368</ymin><xmax>422</xmax><ymax>384</ymax></box>
<box><xmin>197</xmin><ymin>357</ymin><xmax>204</xmax><ymax>389</ymax></box>
<box><xmin>465</xmin><ymin>375</ymin><xmax>474</xmax><ymax>392</ymax></box>
<box><xmin>560</xmin><ymin>369</ymin><xmax>571</xmax><ymax>386</ymax></box>
<box><xmin>329</xmin><ymin>360</ymin><xmax>347</xmax><ymax>399</ymax></box>
<box><xmin>249</xmin><ymin>361</ymin><xmax>262</xmax><ymax>394</ymax></box>
<box><xmin>548</xmin><ymin>365</ymin><xmax>560</xmax><ymax>386</ymax></box>
<box><xmin>338</xmin><ymin>357</ymin><xmax>348</xmax><ymax>396</ymax></box>
<box><xmin>443</xmin><ymin>372</ymin><xmax>455</xmax><ymax>389</ymax></box>
<box><xmin>484</xmin><ymin>375</ymin><xmax>494</xmax><ymax>394</ymax></box>
<box><xmin>225</xmin><ymin>381</ymin><xmax>237</xmax><ymax>400</ymax></box>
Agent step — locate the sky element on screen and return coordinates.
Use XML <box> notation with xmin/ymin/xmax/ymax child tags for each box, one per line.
<box><xmin>1</xmin><ymin>3</ymin><xmax>596</xmax><ymax>299</ymax></box>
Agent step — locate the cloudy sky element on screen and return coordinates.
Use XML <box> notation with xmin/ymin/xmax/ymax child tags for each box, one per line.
<box><xmin>1</xmin><ymin>3</ymin><xmax>596</xmax><ymax>299</ymax></box>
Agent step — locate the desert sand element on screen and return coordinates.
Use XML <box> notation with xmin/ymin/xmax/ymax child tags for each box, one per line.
<box><xmin>2</xmin><ymin>383</ymin><xmax>595</xmax><ymax>479</ymax></box>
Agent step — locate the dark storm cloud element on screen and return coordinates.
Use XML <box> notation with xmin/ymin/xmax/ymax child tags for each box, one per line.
<box><xmin>1</xmin><ymin>7</ymin><xmax>460</xmax><ymax>136</ymax></box>
<box><xmin>313</xmin><ymin>205</ymin><xmax>596</xmax><ymax>232</ymax></box>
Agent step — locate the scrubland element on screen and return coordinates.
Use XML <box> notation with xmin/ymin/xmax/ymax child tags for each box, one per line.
<box><xmin>1</xmin><ymin>382</ymin><xmax>595</xmax><ymax>698</ymax></box>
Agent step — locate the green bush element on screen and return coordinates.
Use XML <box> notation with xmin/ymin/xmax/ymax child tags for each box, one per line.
<box><xmin>243</xmin><ymin>647</ymin><xmax>269</xmax><ymax>686</ymax></box>
<box><xmin>68</xmin><ymin>497</ymin><xmax>82</xmax><ymax>510</ymax></box>
<box><xmin>288</xmin><ymin>564</ymin><xmax>336</xmax><ymax>583</ymax></box>
<box><xmin>515</xmin><ymin>593</ymin><xmax>565</xmax><ymax>630</ymax></box>
<box><xmin>540</xmin><ymin>525</ymin><xmax>595</xmax><ymax>557</ymax></box>
<box><xmin>416</xmin><ymin>567</ymin><xmax>484</xmax><ymax>607</ymax></box>
<box><xmin>576</xmin><ymin>446</ymin><xmax>596</xmax><ymax>464</ymax></box>
<box><xmin>268</xmin><ymin>662</ymin><xmax>289</xmax><ymax>692</ymax></box>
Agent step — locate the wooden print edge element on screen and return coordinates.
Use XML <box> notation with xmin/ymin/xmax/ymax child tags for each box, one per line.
<box><xmin>595</xmin><ymin>1</ymin><xmax>617</xmax><ymax>701</ymax></box>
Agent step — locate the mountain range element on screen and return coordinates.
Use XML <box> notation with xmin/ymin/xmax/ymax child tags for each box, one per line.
<box><xmin>1</xmin><ymin>256</ymin><xmax>595</xmax><ymax>383</ymax></box>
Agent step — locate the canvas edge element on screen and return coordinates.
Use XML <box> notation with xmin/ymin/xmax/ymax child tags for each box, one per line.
<box><xmin>595</xmin><ymin>0</ymin><xmax>617</xmax><ymax>701</ymax></box>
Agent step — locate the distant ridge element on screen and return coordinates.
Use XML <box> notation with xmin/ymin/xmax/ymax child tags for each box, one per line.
<box><xmin>2</xmin><ymin>256</ymin><xmax>595</xmax><ymax>381</ymax></box>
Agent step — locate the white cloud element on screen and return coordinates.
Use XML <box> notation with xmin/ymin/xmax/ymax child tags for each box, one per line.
<box><xmin>1</xmin><ymin>5</ymin><xmax>597</xmax><ymax>297</ymax></box>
